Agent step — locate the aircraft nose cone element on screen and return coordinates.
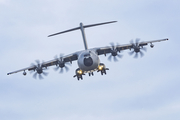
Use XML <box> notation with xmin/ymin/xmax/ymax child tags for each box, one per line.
<box><xmin>84</xmin><ymin>57</ymin><xmax>93</xmax><ymax>67</ymax></box>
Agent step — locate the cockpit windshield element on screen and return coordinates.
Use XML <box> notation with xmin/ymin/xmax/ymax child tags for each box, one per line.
<box><xmin>84</xmin><ymin>53</ymin><xmax>90</xmax><ymax>57</ymax></box>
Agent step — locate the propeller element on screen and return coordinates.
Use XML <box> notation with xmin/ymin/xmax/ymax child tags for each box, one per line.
<box><xmin>30</xmin><ymin>60</ymin><xmax>48</xmax><ymax>79</ymax></box>
<box><xmin>129</xmin><ymin>38</ymin><xmax>147</xmax><ymax>58</ymax></box>
<box><xmin>108</xmin><ymin>42</ymin><xmax>123</xmax><ymax>62</ymax></box>
<box><xmin>54</xmin><ymin>54</ymin><xmax>71</xmax><ymax>73</ymax></box>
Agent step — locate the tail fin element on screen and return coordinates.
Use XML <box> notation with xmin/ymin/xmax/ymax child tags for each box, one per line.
<box><xmin>48</xmin><ymin>21</ymin><xmax>117</xmax><ymax>37</ymax></box>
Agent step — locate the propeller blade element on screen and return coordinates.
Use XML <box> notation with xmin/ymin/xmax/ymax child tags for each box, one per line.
<box><xmin>111</xmin><ymin>42</ymin><xmax>118</xmax><ymax>50</ymax></box>
<box><xmin>130</xmin><ymin>39</ymin><xmax>135</xmax><ymax>46</ymax></box>
<box><xmin>108</xmin><ymin>55</ymin><xmax>112</xmax><ymax>61</ymax></box>
<box><xmin>113</xmin><ymin>56</ymin><xmax>118</xmax><ymax>62</ymax></box>
<box><xmin>54</xmin><ymin>66</ymin><xmax>59</xmax><ymax>71</ymax></box>
<box><xmin>60</xmin><ymin>53</ymin><xmax>64</xmax><ymax>57</ymax></box>
<box><xmin>30</xmin><ymin>63</ymin><xmax>36</xmax><ymax>67</ymax></box>
<box><xmin>65</xmin><ymin>66</ymin><xmax>69</xmax><ymax>72</ymax></box>
<box><xmin>134</xmin><ymin>53</ymin><xmax>138</xmax><ymax>58</ymax></box>
<box><xmin>130</xmin><ymin>39</ymin><xmax>134</xmax><ymax>44</ymax></box>
<box><xmin>110</xmin><ymin>42</ymin><xmax>116</xmax><ymax>50</ymax></box>
<box><xmin>129</xmin><ymin>38</ymin><xmax>148</xmax><ymax>58</ymax></box>
<box><xmin>65</xmin><ymin>62</ymin><xmax>71</xmax><ymax>66</ymax></box>
<box><xmin>33</xmin><ymin>72</ymin><xmax>38</xmax><ymax>79</ymax></box>
<box><xmin>43</xmin><ymin>67</ymin><xmax>49</xmax><ymax>71</ymax></box>
<box><xmin>54</xmin><ymin>55</ymin><xmax>58</xmax><ymax>60</ymax></box>
<box><xmin>108</xmin><ymin>42</ymin><xmax>123</xmax><ymax>62</ymax></box>
<box><xmin>117</xmin><ymin>54</ymin><xmax>123</xmax><ymax>58</ymax></box>
<box><xmin>129</xmin><ymin>51</ymin><xmax>135</xmax><ymax>55</ymax></box>
<box><xmin>116</xmin><ymin>42</ymin><xmax>120</xmax><ymax>46</ymax></box>
<box><xmin>54</xmin><ymin>54</ymin><xmax>71</xmax><ymax>73</ymax></box>
<box><xmin>110</xmin><ymin>42</ymin><xmax>115</xmax><ymax>47</ymax></box>
<box><xmin>35</xmin><ymin>60</ymin><xmax>40</xmax><ymax>64</ymax></box>
<box><xmin>139</xmin><ymin>51</ymin><xmax>144</xmax><ymax>57</ymax></box>
<box><xmin>60</xmin><ymin>68</ymin><xmax>63</xmax><ymax>73</ymax></box>
<box><xmin>55</xmin><ymin>53</ymin><xmax>64</xmax><ymax>60</ymax></box>
<box><xmin>135</xmin><ymin>38</ymin><xmax>140</xmax><ymax>44</ymax></box>
<box><xmin>31</xmin><ymin>60</ymin><xmax>49</xmax><ymax>79</ymax></box>
<box><xmin>42</xmin><ymin>72</ymin><xmax>48</xmax><ymax>76</ymax></box>
<box><xmin>39</xmin><ymin>74</ymin><xmax>43</xmax><ymax>80</ymax></box>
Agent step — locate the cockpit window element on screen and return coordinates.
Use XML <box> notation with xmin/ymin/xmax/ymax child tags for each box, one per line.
<box><xmin>84</xmin><ymin>53</ymin><xmax>90</xmax><ymax>57</ymax></box>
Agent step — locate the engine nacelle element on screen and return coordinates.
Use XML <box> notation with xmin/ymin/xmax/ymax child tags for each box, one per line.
<box><xmin>58</xmin><ymin>61</ymin><xmax>65</xmax><ymax>68</ymax></box>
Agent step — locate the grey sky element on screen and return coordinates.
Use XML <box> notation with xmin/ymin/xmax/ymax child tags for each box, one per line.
<box><xmin>1</xmin><ymin>0</ymin><xmax>180</xmax><ymax>120</ymax></box>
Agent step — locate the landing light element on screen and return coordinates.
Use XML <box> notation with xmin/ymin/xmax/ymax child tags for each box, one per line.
<box><xmin>77</xmin><ymin>70</ymin><xmax>83</xmax><ymax>74</ymax></box>
<box><xmin>98</xmin><ymin>66</ymin><xmax>103</xmax><ymax>70</ymax></box>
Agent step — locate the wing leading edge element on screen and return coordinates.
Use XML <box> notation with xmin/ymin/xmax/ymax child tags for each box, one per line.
<box><xmin>96</xmin><ymin>38</ymin><xmax>168</xmax><ymax>56</ymax></box>
<box><xmin>7</xmin><ymin>52</ymin><xmax>79</xmax><ymax>75</ymax></box>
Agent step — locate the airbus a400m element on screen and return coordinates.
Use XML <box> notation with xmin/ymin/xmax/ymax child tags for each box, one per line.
<box><xmin>7</xmin><ymin>21</ymin><xmax>168</xmax><ymax>80</ymax></box>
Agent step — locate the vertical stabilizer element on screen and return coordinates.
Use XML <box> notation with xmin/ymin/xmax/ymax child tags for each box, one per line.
<box><xmin>80</xmin><ymin>23</ymin><xmax>88</xmax><ymax>50</ymax></box>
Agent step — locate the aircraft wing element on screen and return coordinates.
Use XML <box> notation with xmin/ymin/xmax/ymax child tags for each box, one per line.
<box><xmin>7</xmin><ymin>66</ymin><xmax>37</xmax><ymax>75</ymax></box>
<box><xmin>138</xmin><ymin>38</ymin><xmax>169</xmax><ymax>45</ymax></box>
<box><xmin>7</xmin><ymin>52</ymin><xmax>79</xmax><ymax>75</ymax></box>
<box><xmin>96</xmin><ymin>44</ymin><xmax>131</xmax><ymax>55</ymax></box>
<box><xmin>96</xmin><ymin>38</ymin><xmax>168</xmax><ymax>55</ymax></box>
<box><xmin>42</xmin><ymin>53</ymin><xmax>79</xmax><ymax>67</ymax></box>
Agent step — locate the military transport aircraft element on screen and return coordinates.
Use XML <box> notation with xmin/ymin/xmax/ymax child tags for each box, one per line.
<box><xmin>7</xmin><ymin>21</ymin><xmax>168</xmax><ymax>80</ymax></box>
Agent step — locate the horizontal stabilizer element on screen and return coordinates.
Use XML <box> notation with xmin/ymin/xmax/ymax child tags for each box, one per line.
<box><xmin>48</xmin><ymin>27</ymin><xmax>80</xmax><ymax>37</ymax></box>
<box><xmin>84</xmin><ymin>21</ymin><xmax>117</xmax><ymax>28</ymax></box>
<box><xmin>48</xmin><ymin>21</ymin><xmax>117</xmax><ymax>37</ymax></box>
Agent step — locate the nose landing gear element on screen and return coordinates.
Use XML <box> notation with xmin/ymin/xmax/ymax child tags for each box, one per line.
<box><xmin>88</xmin><ymin>72</ymin><xmax>94</xmax><ymax>76</ymax></box>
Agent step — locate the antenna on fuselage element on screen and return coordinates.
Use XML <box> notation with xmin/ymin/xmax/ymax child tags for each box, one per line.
<box><xmin>48</xmin><ymin>21</ymin><xmax>117</xmax><ymax>50</ymax></box>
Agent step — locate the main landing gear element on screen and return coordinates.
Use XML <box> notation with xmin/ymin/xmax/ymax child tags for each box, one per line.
<box><xmin>73</xmin><ymin>68</ymin><xmax>85</xmax><ymax>80</ymax></box>
<box><xmin>97</xmin><ymin>63</ymin><xmax>109</xmax><ymax>75</ymax></box>
<box><xmin>73</xmin><ymin>63</ymin><xmax>109</xmax><ymax>80</ymax></box>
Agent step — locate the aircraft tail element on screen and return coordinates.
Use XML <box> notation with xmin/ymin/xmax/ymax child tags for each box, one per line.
<box><xmin>48</xmin><ymin>21</ymin><xmax>117</xmax><ymax>50</ymax></box>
